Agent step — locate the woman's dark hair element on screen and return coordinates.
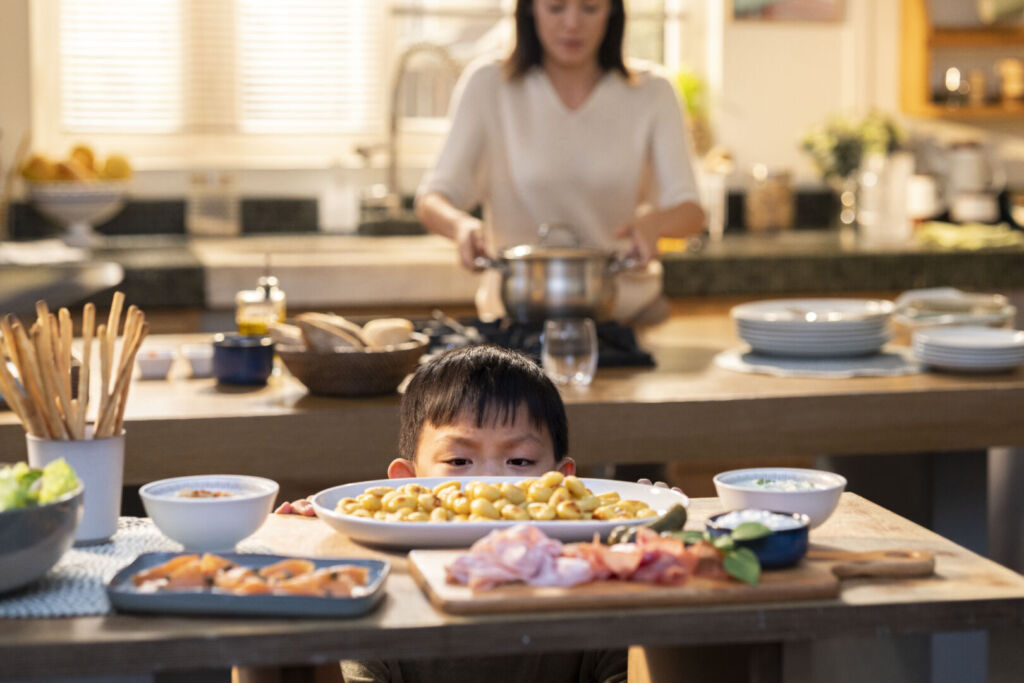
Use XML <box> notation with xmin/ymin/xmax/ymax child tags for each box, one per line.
<box><xmin>399</xmin><ymin>345</ymin><xmax>568</xmax><ymax>462</ymax></box>
<box><xmin>504</xmin><ymin>0</ymin><xmax>629</xmax><ymax>79</ymax></box>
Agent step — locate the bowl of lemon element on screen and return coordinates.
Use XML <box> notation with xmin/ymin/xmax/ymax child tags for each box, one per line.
<box><xmin>22</xmin><ymin>144</ymin><xmax>132</xmax><ymax>247</ymax></box>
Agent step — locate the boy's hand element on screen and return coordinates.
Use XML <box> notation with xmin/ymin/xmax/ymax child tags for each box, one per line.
<box><xmin>274</xmin><ymin>496</ymin><xmax>316</xmax><ymax>516</ymax></box>
<box><xmin>637</xmin><ymin>478</ymin><xmax>684</xmax><ymax>494</ymax></box>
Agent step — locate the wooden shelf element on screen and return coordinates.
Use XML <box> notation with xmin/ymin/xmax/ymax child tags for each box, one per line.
<box><xmin>907</xmin><ymin>101</ymin><xmax>1024</xmax><ymax>120</ymax></box>
<box><xmin>929</xmin><ymin>27</ymin><xmax>1024</xmax><ymax>49</ymax></box>
<box><xmin>902</xmin><ymin>0</ymin><xmax>1024</xmax><ymax>120</ymax></box>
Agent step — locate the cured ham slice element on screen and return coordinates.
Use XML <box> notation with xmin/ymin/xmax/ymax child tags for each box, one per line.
<box><xmin>446</xmin><ymin>524</ymin><xmax>594</xmax><ymax>590</ymax></box>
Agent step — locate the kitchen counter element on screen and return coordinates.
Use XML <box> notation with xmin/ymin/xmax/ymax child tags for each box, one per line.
<box><xmin>51</xmin><ymin>230</ymin><xmax>1024</xmax><ymax>312</ymax></box>
<box><xmin>2</xmin><ymin>298</ymin><xmax>1021</xmax><ymax>499</ymax></box>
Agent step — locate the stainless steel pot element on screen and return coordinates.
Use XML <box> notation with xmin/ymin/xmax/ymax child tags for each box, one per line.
<box><xmin>474</xmin><ymin>244</ymin><xmax>636</xmax><ymax>323</ymax></box>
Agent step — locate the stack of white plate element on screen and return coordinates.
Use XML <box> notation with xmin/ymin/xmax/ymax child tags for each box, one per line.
<box><xmin>732</xmin><ymin>298</ymin><xmax>895</xmax><ymax>358</ymax></box>
<box><xmin>913</xmin><ymin>326</ymin><xmax>1024</xmax><ymax>372</ymax></box>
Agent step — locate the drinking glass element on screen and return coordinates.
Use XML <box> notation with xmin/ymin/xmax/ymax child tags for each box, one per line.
<box><xmin>542</xmin><ymin>318</ymin><xmax>598</xmax><ymax>386</ymax></box>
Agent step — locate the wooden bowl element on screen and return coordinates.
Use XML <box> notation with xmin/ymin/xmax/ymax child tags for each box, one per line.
<box><xmin>278</xmin><ymin>333</ymin><xmax>429</xmax><ymax>397</ymax></box>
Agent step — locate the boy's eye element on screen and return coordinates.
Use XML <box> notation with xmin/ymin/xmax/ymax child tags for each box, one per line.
<box><xmin>442</xmin><ymin>458</ymin><xmax>472</xmax><ymax>467</ymax></box>
<box><xmin>507</xmin><ymin>458</ymin><xmax>536</xmax><ymax>468</ymax></box>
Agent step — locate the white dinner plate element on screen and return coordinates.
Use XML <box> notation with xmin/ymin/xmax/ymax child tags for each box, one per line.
<box><xmin>731</xmin><ymin>298</ymin><xmax>895</xmax><ymax>326</ymax></box>
<box><xmin>913</xmin><ymin>326</ymin><xmax>1024</xmax><ymax>350</ymax></box>
<box><xmin>737</xmin><ymin>326</ymin><xmax>890</xmax><ymax>342</ymax></box>
<box><xmin>740</xmin><ymin>330</ymin><xmax>891</xmax><ymax>345</ymax></box>
<box><xmin>311</xmin><ymin>477</ymin><xmax>689</xmax><ymax>549</ymax></box>
<box><xmin>913</xmin><ymin>344</ymin><xmax>1024</xmax><ymax>360</ymax></box>
<box><xmin>920</xmin><ymin>358</ymin><xmax>1022</xmax><ymax>373</ymax></box>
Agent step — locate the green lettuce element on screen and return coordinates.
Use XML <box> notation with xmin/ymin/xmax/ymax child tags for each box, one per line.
<box><xmin>0</xmin><ymin>460</ymin><xmax>80</xmax><ymax>511</ymax></box>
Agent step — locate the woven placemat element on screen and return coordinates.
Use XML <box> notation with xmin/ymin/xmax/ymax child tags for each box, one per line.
<box><xmin>714</xmin><ymin>346</ymin><xmax>922</xmax><ymax>379</ymax></box>
<box><xmin>0</xmin><ymin>517</ymin><xmax>272</xmax><ymax>618</ymax></box>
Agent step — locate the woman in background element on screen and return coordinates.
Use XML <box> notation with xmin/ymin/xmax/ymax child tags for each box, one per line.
<box><xmin>416</xmin><ymin>0</ymin><xmax>705</xmax><ymax>324</ymax></box>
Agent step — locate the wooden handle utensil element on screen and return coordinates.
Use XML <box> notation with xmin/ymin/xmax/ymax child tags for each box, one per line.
<box><xmin>807</xmin><ymin>549</ymin><xmax>935</xmax><ymax>579</ymax></box>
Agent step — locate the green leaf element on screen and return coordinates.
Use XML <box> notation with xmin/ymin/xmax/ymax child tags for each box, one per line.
<box><xmin>724</xmin><ymin>548</ymin><xmax>761</xmax><ymax>586</ymax></box>
<box><xmin>711</xmin><ymin>534</ymin><xmax>735</xmax><ymax>551</ymax></box>
<box><xmin>731</xmin><ymin>522</ymin><xmax>773</xmax><ymax>542</ymax></box>
<box><xmin>660</xmin><ymin>530</ymin><xmax>705</xmax><ymax>546</ymax></box>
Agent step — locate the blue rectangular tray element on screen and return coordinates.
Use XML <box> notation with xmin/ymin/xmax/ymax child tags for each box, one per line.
<box><xmin>107</xmin><ymin>552</ymin><xmax>389</xmax><ymax>618</ymax></box>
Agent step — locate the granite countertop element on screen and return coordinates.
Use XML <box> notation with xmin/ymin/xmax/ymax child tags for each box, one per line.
<box><xmin>27</xmin><ymin>230</ymin><xmax>1024</xmax><ymax>310</ymax></box>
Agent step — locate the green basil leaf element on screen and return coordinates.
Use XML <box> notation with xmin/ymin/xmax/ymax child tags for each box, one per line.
<box><xmin>711</xmin><ymin>534</ymin><xmax>735</xmax><ymax>551</ymax></box>
<box><xmin>724</xmin><ymin>547</ymin><xmax>761</xmax><ymax>586</ymax></box>
<box><xmin>731</xmin><ymin>522</ymin><xmax>773</xmax><ymax>542</ymax></box>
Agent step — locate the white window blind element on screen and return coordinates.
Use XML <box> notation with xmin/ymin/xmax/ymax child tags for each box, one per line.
<box><xmin>54</xmin><ymin>0</ymin><xmax>384</xmax><ymax>138</ymax></box>
<box><xmin>238</xmin><ymin>0</ymin><xmax>382</xmax><ymax>134</ymax></box>
<box><xmin>58</xmin><ymin>0</ymin><xmax>183</xmax><ymax>133</ymax></box>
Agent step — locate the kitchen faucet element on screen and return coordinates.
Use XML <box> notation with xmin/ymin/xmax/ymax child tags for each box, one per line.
<box><xmin>357</xmin><ymin>42</ymin><xmax>460</xmax><ymax>223</ymax></box>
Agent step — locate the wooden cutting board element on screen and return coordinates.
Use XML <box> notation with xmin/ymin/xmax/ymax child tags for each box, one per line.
<box><xmin>408</xmin><ymin>549</ymin><xmax>841</xmax><ymax>615</ymax></box>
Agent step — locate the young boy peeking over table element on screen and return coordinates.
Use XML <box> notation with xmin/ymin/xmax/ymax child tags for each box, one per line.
<box><xmin>340</xmin><ymin>344</ymin><xmax>628</xmax><ymax>683</ymax></box>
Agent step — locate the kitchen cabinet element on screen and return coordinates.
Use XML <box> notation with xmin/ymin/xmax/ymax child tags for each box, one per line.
<box><xmin>901</xmin><ymin>0</ymin><xmax>1024</xmax><ymax>120</ymax></box>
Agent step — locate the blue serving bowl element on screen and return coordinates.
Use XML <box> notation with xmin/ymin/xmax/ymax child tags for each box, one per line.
<box><xmin>212</xmin><ymin>333</ymin><xmax>275</xmax><ymax>386</ymax></box>
<box><xmin>706</xmin><ymin>509</ymin><xmax>810</xmax><ymax>569</ymax></box>
<box><xmin>0</xmin><ymin>483</ymin><xmax>84</xmax><ymax>593</ymax></box>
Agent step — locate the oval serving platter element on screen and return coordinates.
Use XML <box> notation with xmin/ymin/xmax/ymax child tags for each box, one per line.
<box><xmin>311</xmin><ymin>477</ymin><xmax>689</xmax><ymax>549</ymax></box>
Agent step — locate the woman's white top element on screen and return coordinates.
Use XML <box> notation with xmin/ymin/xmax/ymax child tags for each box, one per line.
<box><xmin>417</xmin><ymin>59</ymin><xmax>701</xmax><ymax>322</ymax></box>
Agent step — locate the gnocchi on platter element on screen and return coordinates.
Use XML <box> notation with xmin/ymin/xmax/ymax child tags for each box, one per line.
<box><xmin>334</xmin><ymin>471</ymin><xmax>658</xmax><ymax>523</ymax></box>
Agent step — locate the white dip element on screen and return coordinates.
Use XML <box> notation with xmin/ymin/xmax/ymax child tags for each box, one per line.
<box><xmin>712</xmin><ymin>509</ymin><xmax>805</xmax><ymax>531</ymax></box>
<box><xmin>737</xmin><ymin>477</ymin><xmax>822</xmax><ymax>492</ymax></box>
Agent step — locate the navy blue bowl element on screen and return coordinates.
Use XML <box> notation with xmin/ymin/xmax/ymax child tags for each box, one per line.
<box><xmin>212</xmin><ymin>334</ymin><xmax>275</xmax><ymax>386</ymax></box>
<box><xmin>706</xmin><ymin>510</ymin><xmax>810</xmax><ymax>569</ymax></box>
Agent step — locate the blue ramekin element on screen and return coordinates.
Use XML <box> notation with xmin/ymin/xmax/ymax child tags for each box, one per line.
<box><xmin>212</xmin><ymin>333</ymin><xmax>275</xmax><ymax>385</ymax></box>
<box><xmin>706</xmin><ymin>509</ymin><xmax>811</xmax><ymax>569</ymax></box>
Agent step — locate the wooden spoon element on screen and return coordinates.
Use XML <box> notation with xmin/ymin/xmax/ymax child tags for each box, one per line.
<box><xmin>806</xmin><ymin>549</ymin><xmax>935</xmax><ymax>579</ymax></box>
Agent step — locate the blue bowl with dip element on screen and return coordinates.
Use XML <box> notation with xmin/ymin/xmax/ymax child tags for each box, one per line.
<box><xmin>706</xmin><ymin>509</ymin><xmax>810</xmax><ymax>569</ymax></box>
<box><xmin>212</xmin><ymin>334</ymin><xmax>275</xmax><ymax>385</ymax></box>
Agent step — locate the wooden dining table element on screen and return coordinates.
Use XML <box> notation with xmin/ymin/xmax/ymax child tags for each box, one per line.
<box><xmin>1</xmin><ymin>493</ymin><xmax>1023</xmax><ymax>682</ymax></box>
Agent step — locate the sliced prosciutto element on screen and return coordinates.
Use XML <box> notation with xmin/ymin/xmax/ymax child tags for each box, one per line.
<box><xmin>446</xmin><ymin>524</ymin><xmax>594</xmax><ymax>590</ymax></box>
<box><xmin>446</xmin><ymin>525</ymin><xmax>729</xmax><ymax>590</ymax></box>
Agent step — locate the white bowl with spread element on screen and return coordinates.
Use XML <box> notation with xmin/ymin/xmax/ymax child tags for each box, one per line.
<box><xmin>136</xmin><ymin>346</ymin><xmax>176</xmax><ymax>380</ymax></box>
<box><xmin>139</xmin><ymin>474</ymin><xmax>279</xmax><ymax>551</ymax></box>
<box><xmin>712</xmin><ymin>467</ymin><xmax>846</xmax><ymax>529</ymax></box>
<box><xmin>180</xmin><ymin>343</ymin><xmax>214</xmax><ymax>378</ymax></box>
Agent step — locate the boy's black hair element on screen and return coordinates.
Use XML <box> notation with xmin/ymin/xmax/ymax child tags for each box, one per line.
<box><xmin>398</xmin><ymin>345</ymin><xmax>568</xmax><ymax>462</ymax></box>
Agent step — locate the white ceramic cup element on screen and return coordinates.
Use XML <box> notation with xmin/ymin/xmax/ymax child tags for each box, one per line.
<box><xmin>27</xmin><ymin>430</ymin><xmax>126</xmax><ymax>545</ymax></box>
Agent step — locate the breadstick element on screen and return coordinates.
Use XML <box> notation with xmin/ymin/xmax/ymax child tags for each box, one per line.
<box><xmin>97</xmin><ymin>317</ymin><xmax>142</xmax><ymax>438</ymax></box>
<box><xmin>28</xmin><ymin>325</ymin><xmax>67</xmax><ymax>440</ymax></box>
<box><xmin>32</xmin><ymin>321</ymin><xmax>70</xmax><ymax>439</ymax></box>
<box><xmin>107</xmin><ymin>291</ymin><xmax>125</xmax><ymax>377</ymax></box>
<box><xmin>59</xmin><ymin>307</ymin><xmax>73</xmax><ymax>412</ymax></box>
<box><xmin>96</xmin><ymin>323</ymin><xmax>110</xmax><ymax>437</ymax></box>
<box><xmin>45</xmin><ymin>313</ymin><xmax>74</xmax><ymax>436</ymax></box>
<box><xmin>0</xmin><ymin>336</ymin><xmax>33</xmax><ymax>434</ymax></box>
<box><xmin>7</xmin><ymin>318</ymin><xmax>57</xmax><ymax>439</ymax></box>
<box><xmin>78</xmin><ymin>303</ymin><xmax>95</xmax><ymax>438</ymax></box>
<box><xmin>112</xmin><ymin>318</ymin><xmax>147</xmax><ymax>436</ymax></box>
<box><xmin>0</xmin><ymin>335</ymin><xmax>47</xmax><ymax>437</ymax></box>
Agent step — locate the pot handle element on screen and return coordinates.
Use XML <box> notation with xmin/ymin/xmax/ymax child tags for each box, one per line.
<box><xmin>472</xmin><ymin>255</ymin><xmax>507</xmax><ymax>272</ymax></box>
<box><xmin>606</xmin><ymin>254</ymin><xmax>641</xmax><ymax>275</ymax></box>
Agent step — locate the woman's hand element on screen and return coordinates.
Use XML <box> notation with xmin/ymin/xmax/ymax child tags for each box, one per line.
<box><xmin>614</xmin><ymin>217</ymin><xmax>660</xmax><ymax>267</ymax></box>
<box><xmin>454</xmin><ymin>216</ymin><xmax>488</xmax><ymax>270</ymax></box>
<box><xmin>615</xmin><ymin>201</ymin><xmax>707</xmax><ymax>266</ymax></box>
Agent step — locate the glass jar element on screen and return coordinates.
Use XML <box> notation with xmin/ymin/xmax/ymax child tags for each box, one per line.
<box><xmin>745</xmin><ymin>164</ymin><xmax>794</xmax><ymax>232</ymax></box>
<box><xmin>235</xmin><ymin>275</ymin><xmax>286</xmax><ymax>335</ymax></box>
